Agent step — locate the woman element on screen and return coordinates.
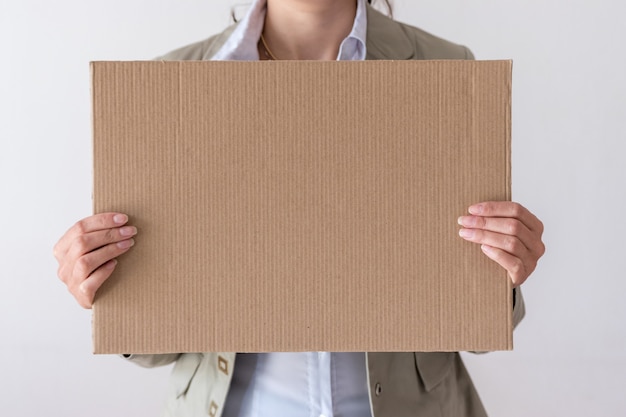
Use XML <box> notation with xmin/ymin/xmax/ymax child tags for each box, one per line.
<box><xmin>54</xmin><ymin>0</ymin><xmax>545</xmax><ymax>416</ymax></box>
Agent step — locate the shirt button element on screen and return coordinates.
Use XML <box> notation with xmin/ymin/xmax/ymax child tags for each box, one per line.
<box><xmin>375</xmin><ymin>382</ymin><xmax>382</xmax><ymax>396</ymax></box>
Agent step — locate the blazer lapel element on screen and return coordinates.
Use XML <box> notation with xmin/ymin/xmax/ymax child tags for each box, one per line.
<box><xmin>365</xmin><ymin>5</ymin><xmax>416</xmax><ymax>60</ymax></box>
<box><xmin>202</xmin><ymin>24</ymin><xmax>239</xmax><ymax>60</ymax></box>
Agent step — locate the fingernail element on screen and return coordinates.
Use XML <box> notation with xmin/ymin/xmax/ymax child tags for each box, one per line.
<box><xmin>459</xmin><ymin>229</ymin><xmax>474</xmax><ymax>238</ymax></box>
<box><xmin>113</xmin><ymin>214</ymin><xmax>128</xmax><ymax>224</ymax></box>
<box><xmin>119</xmin><ymin>226</ymin><xmax>137</xmax><ymax>237</ymax></box>
<box><xmin>481</xmin><ymin>244</ymin><xmax>493</xmax><ymax>254</ymax></box>
<box><xmin>105</xmin><ymin>259</ymin><xmax>118</xmax><ymax>269</ymax></box>
<box><xmin>469</xmin><ymin>204</ymin><xmax>483</xmax><ymax>215</ymax></box>
<box><xmin>79</xmin><ymin>282</ymin><xmax>88</xmax><ymax>294</ymax></box>
<box><xmin>457</xmin><ymin>216</ymin><xmax>476</xmax><ymax>227</ymax></box>
<box><xmin>117</xmin><ymin>239</ymin><xmax>134</xmax><ymax>249</ymax></box>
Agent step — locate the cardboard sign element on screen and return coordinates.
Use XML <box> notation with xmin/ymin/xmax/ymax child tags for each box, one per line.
<box><xmin>92</xmin><ymin>60</ymin><xmax>512</xmax><ymax>354</ymax></box>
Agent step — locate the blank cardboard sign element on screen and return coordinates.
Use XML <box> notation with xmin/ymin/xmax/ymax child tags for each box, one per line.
<box><xmin>91</xmin><ymin>60</ymin><xmax>512</xmax><ymax>354</ymax></box>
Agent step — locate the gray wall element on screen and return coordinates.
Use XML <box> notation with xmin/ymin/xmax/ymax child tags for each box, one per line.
<box><xmin>1</xmin><ymin>0</ymin><xmax>624</xmax><ymax>415</ymax></box>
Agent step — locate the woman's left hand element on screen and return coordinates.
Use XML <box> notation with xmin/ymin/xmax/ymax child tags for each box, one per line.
<box><xmin>457</xmin><ymin>201</ymin><xmax>545</xmax><ymax>288</ymax></box>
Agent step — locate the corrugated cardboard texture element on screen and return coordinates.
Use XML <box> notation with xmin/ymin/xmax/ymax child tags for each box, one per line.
<box><xmin>92</xmin><ymin>60</ymin><xmax>512</xmax><ymax>354</ymax></box>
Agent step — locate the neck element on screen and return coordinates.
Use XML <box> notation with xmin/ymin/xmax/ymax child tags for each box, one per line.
<box><xmin>262</xmin><ymin>0</ymin><xmax>357</xmax><ymax>60</ymax></box>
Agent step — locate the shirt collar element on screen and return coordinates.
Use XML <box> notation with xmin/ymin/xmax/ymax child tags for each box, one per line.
<box><xmin>212</xmin><ymin>0</ymin><xmax>368</xmax><ymax>61</ymax></box>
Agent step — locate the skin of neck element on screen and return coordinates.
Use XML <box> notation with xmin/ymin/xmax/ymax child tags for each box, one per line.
<box><xmin>262</xmin><ymin>0</ymin><xmax>358</xmax><ymax>60</ymax></box>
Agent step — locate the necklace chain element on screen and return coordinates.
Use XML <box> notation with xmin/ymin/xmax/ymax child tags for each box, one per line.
<box><xmin>260</xmin><ymin>33</ymin><xmax>279</xmax><ymax>61</ymax></box>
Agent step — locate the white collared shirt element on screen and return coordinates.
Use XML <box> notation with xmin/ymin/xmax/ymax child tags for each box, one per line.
<box><xmin>223</xmin><ymin>352</ymin><xmax>371</xmax><ymax>417</ymax></box>
<box><xmin>213</xmin><ymin>1</ymin><xmax>372</xmax><ymax>416</ymax></box>
<box><xmin>212</xmin><ymin>0</ymin><xmax>367</xmax><ymax>61</ymax></box>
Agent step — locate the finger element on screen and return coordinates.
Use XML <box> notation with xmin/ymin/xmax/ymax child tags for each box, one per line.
<box><xmin>457</xmin><ymin>215</ymin><xmax>542</xmax><ymax>257</ymax></box>
<box><xmin>53</xmin><ymin>213</ymin><xmax>129</xmax><ymax>260</ymax></box>
<box><xmin>458</xmin><ymin>228</ymin><xmax>534</xmax><ymax>267</ymax></box>
<box><xmin>459</xmin><ymin>229</ymin><xmax>537</xmax><ymax>276</ymax></box>
<box><xmin>468</xmin><ymin>202</ymin><xmax>544</xmax><ymax>234</ymax></box>
<box><xmin>70</xmin><ymin>238</ymin><xmax>135</xmax><ymax>285</ymax></box>
<box><xmin>74</xmin><ymin>259</ymin><xmax>118</xmax><ymax>309</ymax></box>
<box><xmin>458</xmin><ymin>226</ymin><xmax>543</xmax><ymax>285</ymax></box>
<box><xmin>65</xmin><ymin>225</ymin><xmax>138</xmax><ymax>260</ymax></box>
<box><xmin>480</xmin><ymin>244</ymin><xmax>534</xmax><ymax>287</ymax></box>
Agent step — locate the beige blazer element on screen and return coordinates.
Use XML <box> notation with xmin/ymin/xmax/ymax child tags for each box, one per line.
<box><xmin>127</xmin><ymin>5</ymin><xmax>526</xmax><ymax>417</ymax></box>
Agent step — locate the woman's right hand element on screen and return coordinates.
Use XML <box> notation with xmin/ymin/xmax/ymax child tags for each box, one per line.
<box><xmin>53</xmin><ymin>213</ymin><xmax>137</xmax><ymax>308</ymax></box>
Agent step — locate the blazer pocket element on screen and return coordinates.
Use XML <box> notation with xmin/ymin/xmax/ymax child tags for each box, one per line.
<box><xmin>171</xmin><ymin>353</ymin><xmax>204</xmax><ymax>398</ymax></box>
<box><xmin>414</xmin><ymin>352</ymin><xmax>454</xmax><ymax>392</ymax></box>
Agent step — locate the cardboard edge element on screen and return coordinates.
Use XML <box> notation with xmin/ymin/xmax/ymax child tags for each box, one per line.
<box><xmin>89</xmin><ymin>61</ymin><xmax>97</xmax><ymax>354</ymax></box>
<box><xmin>89</xmin><ymin>61</ymin><xmax>96</xmax><ymax>215</ymax></box>
<box><xmin>506</xmin><ymin>59</ymin><xmax>514</xmax><ymax>350</ymax></box>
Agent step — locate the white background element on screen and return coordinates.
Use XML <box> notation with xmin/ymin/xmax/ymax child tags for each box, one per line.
<box><xmin>1</xmin><ymin>0</ymin><xmax>624</xmax><ymax>415</ymax></box>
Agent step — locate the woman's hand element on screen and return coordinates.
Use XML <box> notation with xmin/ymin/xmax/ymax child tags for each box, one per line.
<box><xmin>457</xmin><ymin>202</ymin><xmax>545</xmax><ymax>288</ymax></box>
<box><xmin>53</xmin><ymin>213</ymin><xmax>137</xmax><ymax>308</ymax></box>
